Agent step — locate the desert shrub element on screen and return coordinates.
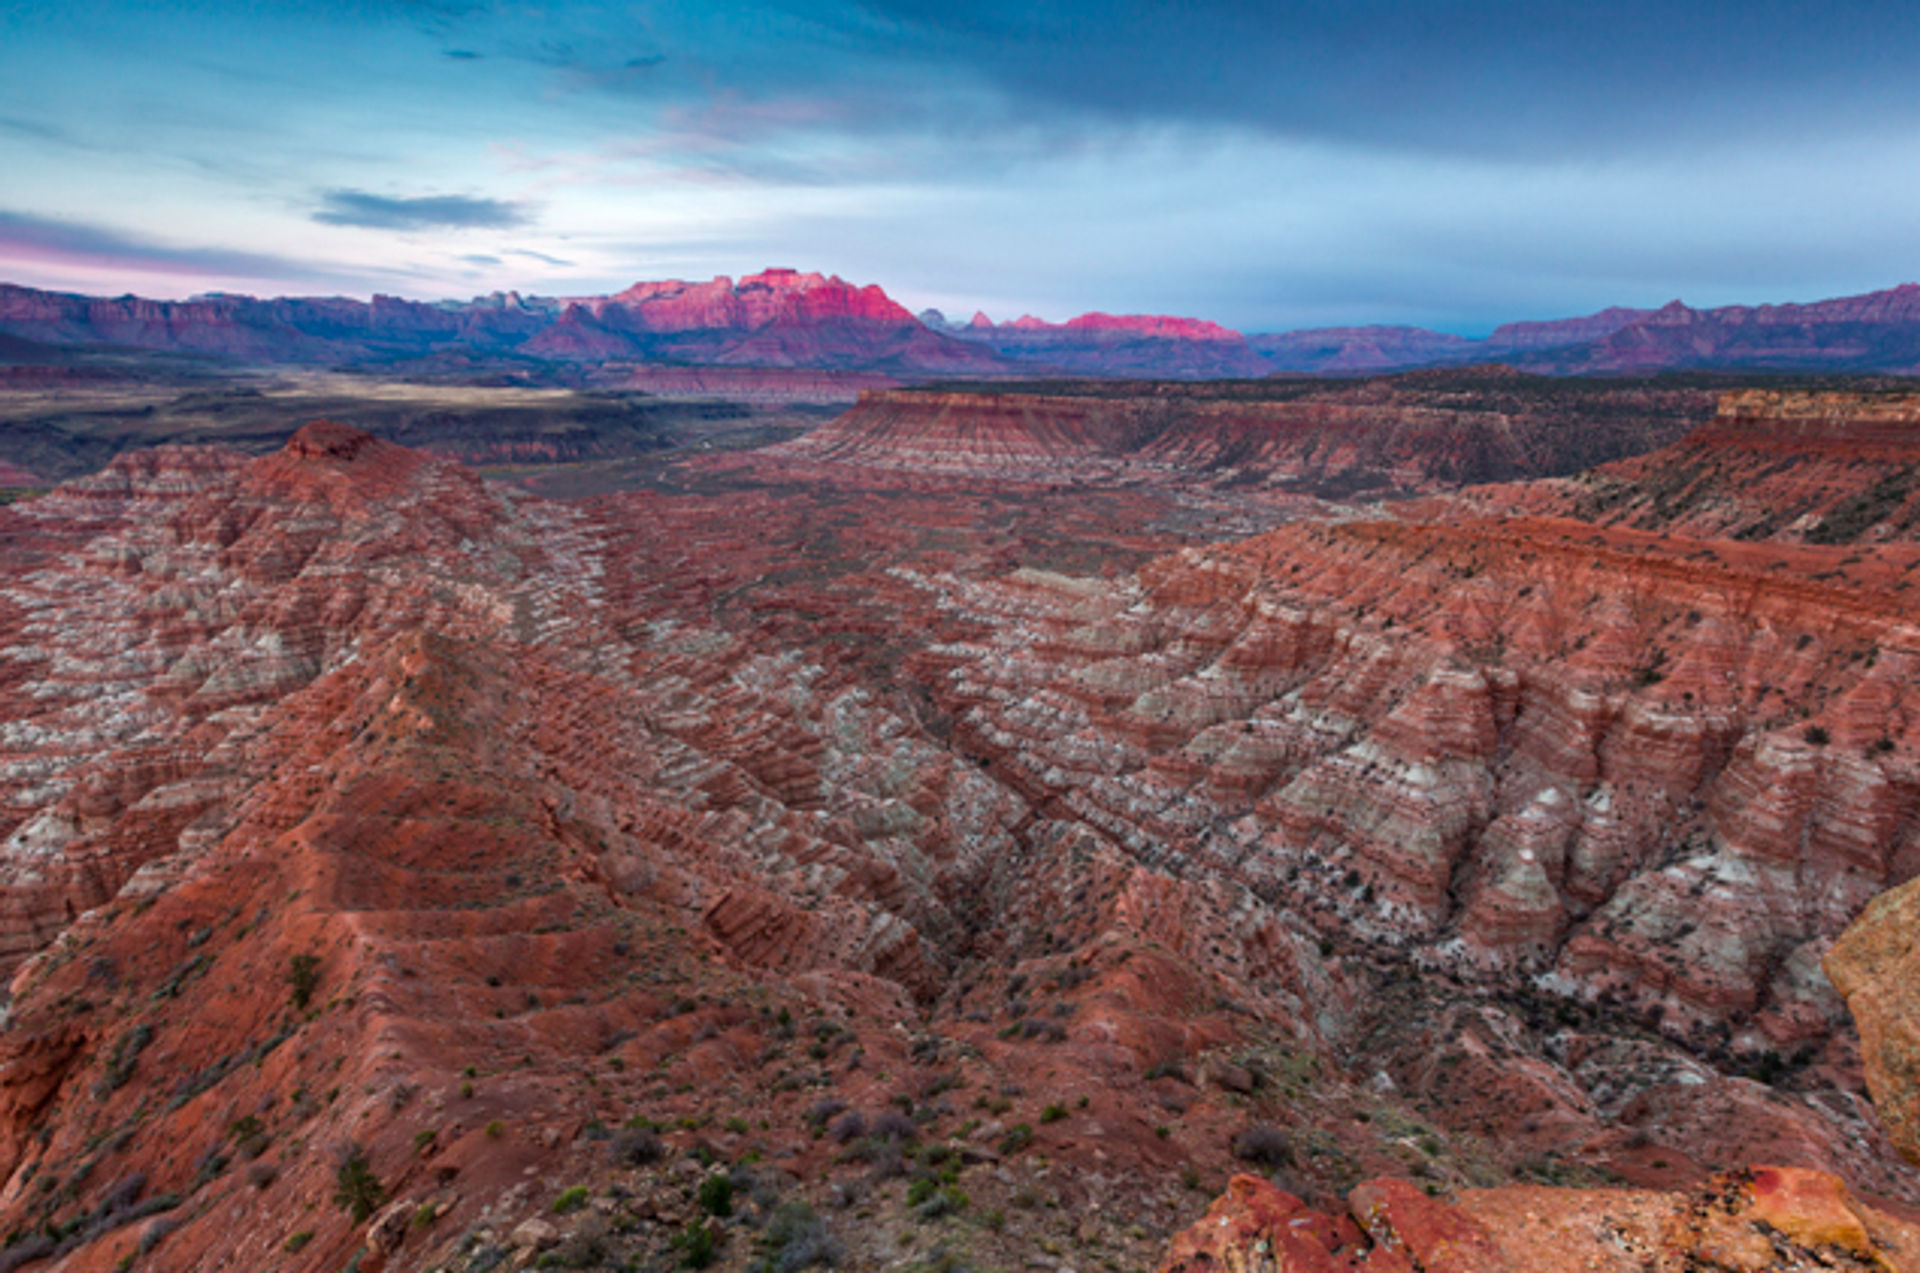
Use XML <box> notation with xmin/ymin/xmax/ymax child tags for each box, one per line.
<box><xmin>1039</xmin><ymin>1103</ymin><xmax>1067</xmax><ymax>1124</ymax></box>
<box><xmin>869</xmin><ymin>1110</ymin><xmax>917</xmax><ymax>1142</ymax></box>
<box><xmin>754</xmin><ymin>1201</ymin><xmax>841</xmax><ymax>1272</ymax></box>
<box><xmin>674</xmin><ymin>1221</ymin><xmax>718</xmax><ymax>1269</ymax></box>
<box><xmin>283</xmin><ymin>1231</ymin><xmax>314</xmax><ymax>1253</ymax></box>
<box><xmin>1804</xmin><ymin>725</ymin><xmax>1831</xmax><ymax>746</ymax></box>
<box><xmin>547</xmin><ymin>1214</ymin><xmax>610</xmax><ymax>1268</ymax></box>
<box><xmin>96</xmin><ymin>1025</ymin><xmax>154</xmax><ymax>1097</ymax></box>
<box><xmin>697</xmin><ymin>1173</ymin><xmax>734</xmax><ymax>1217</ymax></box>
<box><xmin>0</xmin><ymin>1238</ymin><xmax>55</xmax><ymax>1273</ymax></box>
<box><xmin>138</xmin><ymin>1218</ymin><xmax>178</xmax><ymax>1256</ymax></box>
<box><xmin>287</xmin><ymin>954</ymin><xmax>322</xmax><ymax>1010</ymax></box>
<box><xmin>804</xmin><ymin>1098</ymin><xmax>847</xmax><ymax>1129</ymax></box>
<box><xmin>908</xmin><ymin>1182</ymin><xmax>969</xmax><ymax>1222</ymax></box>
<box><xmin>611</xmin><ymin>1124</ymin><xmax>663</xmax><ymax>1166</ymax></box>
<box><xmin>998</xmin><ymin>1123</ymin><xmax>1033</xmax><ymax>1155</ymax></box>
<box><xmin>828</xmin><ymin>1111</ymin><xmax>867</xmax><ymax>1144</ymax></box>
<box><xmin>1231</xmin><ymin>1124</ymin><xmax>1294</xmax><ymax>1169</ymax></box>
<box><xmin>552</xmin><ymin>1185</ymin><xmax>589</xmax><ymax>1214</ymax></box>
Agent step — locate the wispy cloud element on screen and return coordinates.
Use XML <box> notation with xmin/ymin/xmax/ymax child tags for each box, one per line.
<box><xmin>503</xmin><ymin>247</ymin><xmax>574</xmax><ymax>267</ymax></box>
<box><xmin>0</xmin><ymin>209</ymin><xmax>341</xmax><ymax>283</ymax></box>
<box><xmin>313</xmin><ymin>189</ymin><xmax>530</xmax><ymax>230</ymax></box>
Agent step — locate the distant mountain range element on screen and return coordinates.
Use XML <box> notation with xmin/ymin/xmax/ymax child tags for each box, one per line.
<box><xmin>6</xmin><ymin>268</ymin><xmax>1920</xmax><ymax>380</ymax></box>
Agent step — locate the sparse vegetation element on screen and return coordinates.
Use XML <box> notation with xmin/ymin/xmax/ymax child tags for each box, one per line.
<box><xmin>1231</xmin><ymin>1124</ymin><xmax>1294</xmax><ymax>1169</ymax></box>
<box><xmin>674</xmin><ymin>1220</ymin><xmax>719</xmax><ymax>1269</ymax></box>
<box><xmin>697</xmin><ymin>1172</ymin><xmax>734</xmax><ymax>1217</ymax></box>
<box><xmin>332</xmin><ymin>1146</ymin><xmax>385</xmax><ymax>1223</ymax></box>
<box><xmin>753</xmin><ymin>1201</ymin><xmax>841</xmax><ymax>1272</ymax></box>
<box><xmin>287</xmin><ymin>953</ymin><xmax>322</xmax><ymax>1010</ymax></box>
<box><xmin>553</xmin><ymin>1185</ymin><xmax>589</xmax><ymax>1214</ymax></box>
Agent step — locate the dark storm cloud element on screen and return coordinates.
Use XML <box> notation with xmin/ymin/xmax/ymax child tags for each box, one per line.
<box><xmin>313</xmin><ymin>190</ymin><xmax>530</xmax><ymax>230</ymax></box>
<box><xmin>825</xmin><ymin>0</ymin><xmax>1920</xmax><ymax>155</ymax></box>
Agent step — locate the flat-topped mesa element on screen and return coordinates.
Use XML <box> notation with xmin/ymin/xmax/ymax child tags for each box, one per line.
<box><xmin>1531</xmin><ymin>388</ymin><xmax>1920</xmax><ymax>542</ymax></box>
<box><xmin>777</xmin><ymin>380</ymin><xmax>1715</xmax><ymax>492</ymax></box>
<box><xmin>1060</xmin><ymin>312</ymin><xmax>1244</xmax><ymax>341</ymax></box>
<box><xmin>1713</xmin><ymin>389</ymin><xmax>1920</xmax><ymax>444</ymax></box>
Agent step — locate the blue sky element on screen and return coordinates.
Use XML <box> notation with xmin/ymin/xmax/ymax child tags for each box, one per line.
<box><xmin>3</xmin><ymin>1</ymin><xmax>1919</xmax><ymax>333</ymax></box>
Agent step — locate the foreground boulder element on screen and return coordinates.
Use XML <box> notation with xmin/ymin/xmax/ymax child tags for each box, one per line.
<box><xmin>1829</xmin><ymin>876</ymin><xmax>1920</xmax><ymax>1167</ymax></box>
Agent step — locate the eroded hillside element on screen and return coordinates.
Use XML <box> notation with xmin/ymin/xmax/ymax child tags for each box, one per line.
<box><xmin>0</xmin><ymin>389</ymin><xmax>1916</xmax><ymax>1271</ymax></box>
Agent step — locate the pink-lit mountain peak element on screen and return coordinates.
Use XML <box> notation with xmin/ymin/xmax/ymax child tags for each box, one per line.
<box><xmin>590</xmin><ymin>268</ymin><xmax>916</xmax><ymax>333</ymax></box>
<box><xmin>1062</xmin><ymin>311</ymin><xmax>1243</xmax><ymax>341</ymax></box>
<box><xmin>978</xmin><ymin>310</ymin><xmax>1244</xmax><ymax>340</ymax></box>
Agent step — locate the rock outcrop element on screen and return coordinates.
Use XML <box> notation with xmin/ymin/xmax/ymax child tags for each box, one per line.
<box><xmin>1828</xmin><ymin>876</ymin><xmax>1920</xmax><ymax>1166</ymax></box>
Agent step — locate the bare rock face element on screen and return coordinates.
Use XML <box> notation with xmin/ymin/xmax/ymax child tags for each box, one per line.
<box><xmin>1828</xmin><ymin>876</ymin><xmax>1920</xmax><ymax>1166</ymax></box>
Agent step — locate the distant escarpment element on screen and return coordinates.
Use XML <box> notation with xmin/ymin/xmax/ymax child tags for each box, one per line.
<box><xmin>776</xmin><ymin>375</ymin><xmax>1715</xmax><ymax>495</ymax></box>
<box><xmin>0</xmin><ymin>270</ymin><xmax>1013</xmax><ymax>375</ymax></box>
<box><xmin>1529</xmin><ymin>389</ymin><xmax>1920</xmax><ymax>542</ymax></box>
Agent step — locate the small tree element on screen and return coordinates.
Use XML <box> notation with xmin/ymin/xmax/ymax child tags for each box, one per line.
<box><xmin>287</xmin><ymin>954</ymin><xmax>322</xmax><ymax>1010</ymax></box>
<box><xmin>333</xmin><ymin>1146</ymin><xmax>385</xmax><ymax>1222</ymax></box>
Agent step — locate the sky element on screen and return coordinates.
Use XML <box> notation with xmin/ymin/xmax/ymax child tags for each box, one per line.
<box><xmin>4</xmin><ymin>1</ymin><xmax>1920</xmax><ymax>333</ymax></box>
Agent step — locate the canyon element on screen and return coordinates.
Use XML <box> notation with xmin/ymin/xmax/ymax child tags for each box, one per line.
<box><xmin>0</xmin><ymin>368</ymin><xmax>1915</xmax><ymax>1271</ymax></box>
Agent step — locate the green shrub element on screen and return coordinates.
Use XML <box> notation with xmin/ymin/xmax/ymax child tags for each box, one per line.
<box><xmin>674</xmin><ymin>1221</ymin><xmax>718</xmax><ymax>1269</ymax></box>
<box><xmin>697</xmin><ymin>1173</ymin><xmax>734</xmax><ymax>1217</ymax></box>
<box><xmin>332</xmin><ymin>1146</ymin><xmax>385</xmax><ymax>1222</ymax></box>
<box><xmin>1039</xmin><ymin>1103</ymin><xmax>1067</xmax><ymax>1124</ymax></box>
<box><xmin>287</xmin><ymin>954</ymin><xmax>322</xmax><ymax>1010</ymax></box>
<box><xmin>284</xmin><ymin>1231</ymin><xmax>314</xmax><ymax>1253</ymax></box>
<box><xmin>754</xmin><ymin>1201</ymin><xmax>840</xmax><ymax>1272</ymax></box>
<box><xmin>998</xmin><ymin>1123</ymin><xmax>1033</xmax><ymax>1155</ymax></box>
<box><xmin>553</xmin><ymin>1185</ymin><xmax>589</xmax><ymax>1214</ymax></box>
